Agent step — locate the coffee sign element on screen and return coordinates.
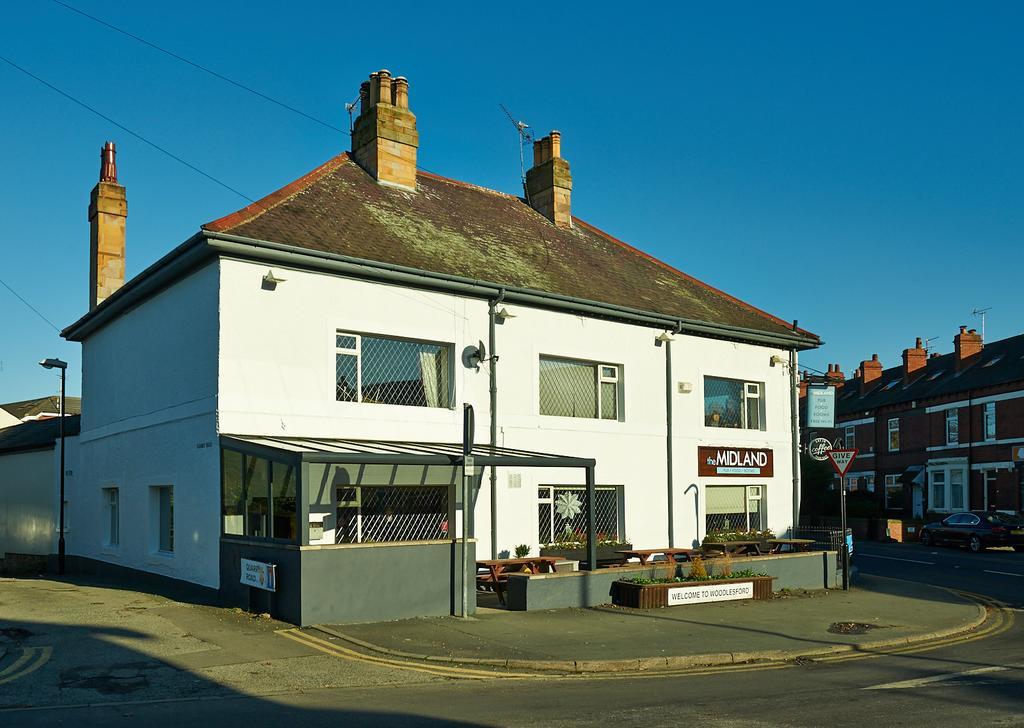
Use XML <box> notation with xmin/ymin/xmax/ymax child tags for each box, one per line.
<box><xmin>698</xmin><ymin>446</ymin><xmax>774</xmax><ymax>477</ymax></box>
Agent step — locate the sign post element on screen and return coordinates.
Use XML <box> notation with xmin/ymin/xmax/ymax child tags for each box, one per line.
<box><xmin>460</xmin><ymin>404</ymin><xmax>475</xmax><ymax>618</ymax></box>
<box><xmin>826</xmin><ymin>449</ymin><xmax>858</xmax><ymax>590</ymax></box>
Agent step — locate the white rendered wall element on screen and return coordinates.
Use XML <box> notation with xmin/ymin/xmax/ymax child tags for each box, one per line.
<box><xmin>218</xmin><ymin>259</ymin><xmax>799</xmax><ymax>560</ymax></box>
<box><xmin>74</xmin><ymin>263</ymin><xmax>221</xmax><ymax>587</ymax></box>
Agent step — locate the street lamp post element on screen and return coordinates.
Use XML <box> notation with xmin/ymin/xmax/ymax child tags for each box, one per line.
<box><xmin>39</xmin><ymin>358</ymin><xmax>68</xmax><ymax>576</ymax></box>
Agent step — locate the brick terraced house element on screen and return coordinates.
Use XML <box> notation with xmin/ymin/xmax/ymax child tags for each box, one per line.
<box><xmin>807</xmin><ymin>329</ymin><xmax>1024</xmax><ymax>519</ymax></box>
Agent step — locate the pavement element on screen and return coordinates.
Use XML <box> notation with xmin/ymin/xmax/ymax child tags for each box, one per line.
<box><xmin>324</xmin><ymin>573</ymin><xmax>988</xmax><ymax>672</ymax></box>
<box><xmin>0</xmin><ymin>574</ymin><xmax>435</xmax><ymax>711</ymax></box>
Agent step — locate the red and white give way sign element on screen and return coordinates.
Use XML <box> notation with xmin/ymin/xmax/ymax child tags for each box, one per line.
<box><xmin>827</xmin><ymin>449</ymin><xmax>859</xmax><ymax>477</ymax></box>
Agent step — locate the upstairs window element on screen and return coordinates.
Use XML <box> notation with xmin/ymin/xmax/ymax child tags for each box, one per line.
<box><xmin>844</xmin><ymin>425</ymin><xmax>855</xmax><ymax>449</ymax></box>
<box><xmin>945</xmin><ymin>409</ymin><xmax>959</xmax><ymax>446</ymax></box>
<box><xmin>335</xmin><ymin>332</ymin><xmax>452</xmax><ymax>408</ymax></box>
<box><xmin>888</xmin><ymin>418</ymin><xmax>900</xmax><ymax>452</ymax></box>
<box><xmin>539</xmin><ymin>356</ymin><xmax>621</xmax><ymax>420</ymax></box>
<box><xmin>704</xmin><ymin>377</ymin><xmax>766</xmax><ymax>430</ymax></box>
<box><xmin>983</xmin><ymin>402</ymin><xmax>996</xmax><ymax>441</ymax></box>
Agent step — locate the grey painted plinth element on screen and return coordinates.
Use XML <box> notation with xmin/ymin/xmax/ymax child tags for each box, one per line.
<box><xmin>506</xmin><ymin>551</ymin><xmax>839</xmax><ymax>611</ymax></box>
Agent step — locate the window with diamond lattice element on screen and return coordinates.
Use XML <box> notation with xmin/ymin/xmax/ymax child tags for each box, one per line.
<box><xmin>538</xmin><ymin>486</ymin><xmax>622</xmax><ymax>544</ymax></box>
<box><xmin>336</xmin><ymin>332</ymin><xmax>452</xmax><ymax>408</ymax></box>
<box><xmin>704</xmin><ymin>377</ymin><xmax>765</xmax><ymax>430</ymax></box>
<box><xmin>538</xmin><ymin>356</ymin><xmax>620</xmax><ymax>420</ymax></box>
<box><xmin>336</xmin><ymin>486</ymin><xmax>450</xmax><ymax>544</ymax></box>
<box><xmin>705</xmin><ymin>485</ymin><xmax>766</xmax><ymax>534</ymax></box>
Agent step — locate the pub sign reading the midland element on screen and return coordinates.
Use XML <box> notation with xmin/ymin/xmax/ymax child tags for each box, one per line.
<box><xmin>697</xmin><ymin>446</ymin><xmax>774</xmax><ymax>477</ymax></box>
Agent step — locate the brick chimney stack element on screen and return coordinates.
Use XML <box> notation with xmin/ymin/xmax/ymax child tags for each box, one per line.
<box><xmin>525</xmin><ymin>130</ymin><xmax>573</xmax><ymax>227</ymax></box>
<box><xmin>351</xmin><ymin>69</ymin><xmax>418</xmax><ymax>190</ymax></box>
<box><xmin>856</xmin><ymin>354</ymin><xmax>883</xmax><ymax>394</ymax></box>
<box><xmin>89</xmin><ymin>141</ymin><xmax>127</xmax><ymax>310</ymax></box>
<box><xmin>954</xmin><ymin>325</ymin><xmax>983</xmax><ymax>371</ymax></box>
<box><xmin>902</xmin><ymin>337</ymin><xmax>927</xmax><ymax>381</ymax></box>
<box><xmin>826</xmin><ymin>363</ymin><xmax>845</xmax><ymax>385</ymax></box>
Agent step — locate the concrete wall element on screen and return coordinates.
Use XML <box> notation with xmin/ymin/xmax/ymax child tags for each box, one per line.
<box><xmin>0</xmin><ymin>448</ymin><xmax>55</xmax><ymax>560</ymax></box>
<box><xmin>507</xmin><ymin>551</ymin><xmax>838</xmax><ymax>611</ymax></box>
<box><xmin>220</xmin><ymin>538</ymin><xmax>474</xmax><ymax>626</ymax></box>
<box><xmin>217</xmin><ymin>258</ymin><xmax>799</xmax><ymax>561</ymax></box>
<box><xmin>74</xmin><ymin>263</ymin><xmax>221</xmax><ymax>587</ymax></box>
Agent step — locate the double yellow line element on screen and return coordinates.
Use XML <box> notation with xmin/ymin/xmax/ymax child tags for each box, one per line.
<box><xmin>278</xmin><ymin>628</ymin><xmax>535</xmax><ymax>680</ymax></box>
<box><xmin>278</xmin><ymin>589</ymin><xmax>1012</xmax><ymax>682</ymax></box>
<box><xmin>0</xmin><ymin>646</ymin><xmax>52</xmax><ymax>686</ymax></box>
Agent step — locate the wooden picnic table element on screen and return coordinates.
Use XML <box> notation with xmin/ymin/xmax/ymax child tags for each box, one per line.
<box><xmin>614</xmin><ymin>548</ymin><xmax>697</xmax><ymax>566</ymax></box>
<box><xmin>476</xmin><ymin>557</ymin><xmax>560</xmax><ymax>605</ymax></box>
<box><xmin>701</xmin><ymin>540</ymin><xmax>763</xmax><ymax>557</ymax></box>
<box><xmin>766</xmin><ymin>538</ymin><xmax>816</xmax><ymax>554</ymax></box>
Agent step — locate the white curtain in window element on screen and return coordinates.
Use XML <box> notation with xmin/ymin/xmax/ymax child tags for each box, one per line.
<box><xmin>419</xmin><ymin>348</ymin><xmax>449</xmax><ymax>408</ymax></box>
<box><xmin>705</xmin><ymin>486</ymin><xmax>746</xmax><ymax>514</ymax></box>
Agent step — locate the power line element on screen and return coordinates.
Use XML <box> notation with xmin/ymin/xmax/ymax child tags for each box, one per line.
<box><xmin>0</xmin><ymin>276</ymin><xmax>61</xmax><ymax>333</ymax></box>
<box><xmin>44</xmin><ymin>1</ymin><xmax>450</xmax><ymax>181</ymax></box>
<box><xmin>0</xmin><ymin>53</ymin><xmax>257</xmax><ymax>204</ymax></box>
<box><xmin>50</xmin><ymin>0</ymin><xmax>348</xmax><ymax>135</ymax></box>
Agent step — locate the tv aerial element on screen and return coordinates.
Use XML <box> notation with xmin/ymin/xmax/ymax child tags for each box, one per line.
<box><xmin>972</xmin><ymin>307</ymin><xmax>992</xmax><ymax>342</ymax></box>
<box><xmin>499</xmin><ymin>104</ymin><xmax>534</xmax><ymax>197</ymax></box>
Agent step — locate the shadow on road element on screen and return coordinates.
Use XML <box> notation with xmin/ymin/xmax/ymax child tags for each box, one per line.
<box><xmin>0</xmin><ymin>615</ymin><xmax>487</xmax><ymax>727</ymax></box>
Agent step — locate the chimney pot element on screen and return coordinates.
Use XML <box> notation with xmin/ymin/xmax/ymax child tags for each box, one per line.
<box><xmin>99</xmin><ymin>141</ymin><xmax>117</xmax><ymax>183</ymax></box>
<box><xmin>915</xmin><ymin>337</ymin><xmax>923</xmax><ymax>349</ymax></box>
<box><xmin>377</xmin><ymin>69</ymin><xmax>393</xmax><ymax>105</ymax></box>
<box><xmin>359</xmin><ymin>82</ymin><xmax>370</xmax><ymax>114</ymax></box>
<box><xmin>550</xmin><ymin>130</ymin><xmax>561</xmax><ymax>159</ymax></box>
<box><xmin>392</xmin><ymin>76</ymin><xmax>409</xmax><ymax>109</ymax></box>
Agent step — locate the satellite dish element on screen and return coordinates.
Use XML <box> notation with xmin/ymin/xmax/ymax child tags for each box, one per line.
<box><xmin>462</xmin><ymin>341</ymin><xmax>487</xmax><ymax>369</ymax></box>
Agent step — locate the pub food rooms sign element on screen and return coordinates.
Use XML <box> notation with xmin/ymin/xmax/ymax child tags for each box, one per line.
<box><xmin>697</xmin><ymin>447</ymin><xmax>774</xmax><ymax>477</ymax></box>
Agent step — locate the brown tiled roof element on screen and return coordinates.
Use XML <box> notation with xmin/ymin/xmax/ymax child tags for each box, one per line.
<box><xmin>1</xmin><ymin>395</ymin><xmax>82</xmax><ymax>420</ymax></box>
<box><xmin>204</xmin><ymin>153</ymin><xmax>815</xmax><ymax>341</ymax></box>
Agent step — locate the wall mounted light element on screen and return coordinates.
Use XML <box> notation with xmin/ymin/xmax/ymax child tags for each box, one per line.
<box><xmin>655</xmin><ymin>331</ymin><xmax>674</xmax><ymax>346</ymax></box>
<box><xmin>770</xmin><ymin>355</ymin><xmax>786</xmax><ymax>367</ymax></box>
<box><xmin>262</xmin><ymin>270</ymin><xmax>286</xmax><ymax>291</ymax></box>
<box><xmin>496</xmin><ymin>307</ymin><xmax>516</xmax><ymax>320</ymax></box>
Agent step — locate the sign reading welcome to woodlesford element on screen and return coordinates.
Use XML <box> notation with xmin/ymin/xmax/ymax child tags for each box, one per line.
<box><xmin>697</xmin><ymin>446</ymin><xmax>774</xmax><ymax>477</ymax></box>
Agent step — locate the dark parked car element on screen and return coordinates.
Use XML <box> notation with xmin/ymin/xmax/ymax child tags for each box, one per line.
<box><xmin>920</xmin><ymin>511</ymin><xmax>1024</xmax><ymax>552</ymax></box>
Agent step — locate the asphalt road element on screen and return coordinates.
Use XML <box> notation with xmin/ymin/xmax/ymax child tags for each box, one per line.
<box><xmin>7</xmin><ymin>543</ymin><xmax>1024</xmax><ymax>727</ymax></box>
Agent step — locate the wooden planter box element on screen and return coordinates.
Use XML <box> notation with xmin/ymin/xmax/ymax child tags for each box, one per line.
<box><xmin>540</xmin><ymin>544</ymin><xmax>633</xmax><ymax>566</ymax></box>
<box><xmin>613</xmin><ymin>575</ymin><xmax>775</xmax><ymax>609</ymax></box>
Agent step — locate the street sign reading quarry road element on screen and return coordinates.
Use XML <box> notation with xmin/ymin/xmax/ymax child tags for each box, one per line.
<box><xmin>827</xmin><ymin>449</ymin><xmax>858</xmax><ymax>477</ymax></box>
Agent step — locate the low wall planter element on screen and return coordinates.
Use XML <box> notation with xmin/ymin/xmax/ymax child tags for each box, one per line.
<box><xmin>540</xmin><ymin>545</ymin><xmax>633</xmax><ymax>566</ymax></box>
<box><xmin>613</xmin><ymin>576</ymin><xmax>775</xmax><ymax>609</ymax></box>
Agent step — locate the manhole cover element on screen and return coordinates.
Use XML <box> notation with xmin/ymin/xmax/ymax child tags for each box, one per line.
<box><xmin>828</xmin><ymin>622</ymin><xmax>877</xmax><ymax>635</ymax></box>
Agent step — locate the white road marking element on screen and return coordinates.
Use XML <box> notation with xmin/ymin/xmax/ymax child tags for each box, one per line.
<box><xmin>857</xmin><ymin>554</ymin><xmax>934</xmax><ymax>565</ymax></box>
<box><xmin>984</xmin><ymin>569</ymin><xmax>1024</xmax><ymax>577</ymax></box>
<box><xmin>865</xmin><ymin>663</ymin><xmax>1021</xmax><ymax>690</ymax></box>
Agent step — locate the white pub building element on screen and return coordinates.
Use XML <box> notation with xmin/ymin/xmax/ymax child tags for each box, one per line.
<box><xmin>61</xmin><ymin>70</ymin><xmax>820</xmax><ymax>624</ymax></box>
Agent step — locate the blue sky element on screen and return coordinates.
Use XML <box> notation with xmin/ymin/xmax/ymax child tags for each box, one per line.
<box><xmin>1</xmin><ymin>1</ymin><xmax>1021</xmax><ymax>400</ymax></box>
